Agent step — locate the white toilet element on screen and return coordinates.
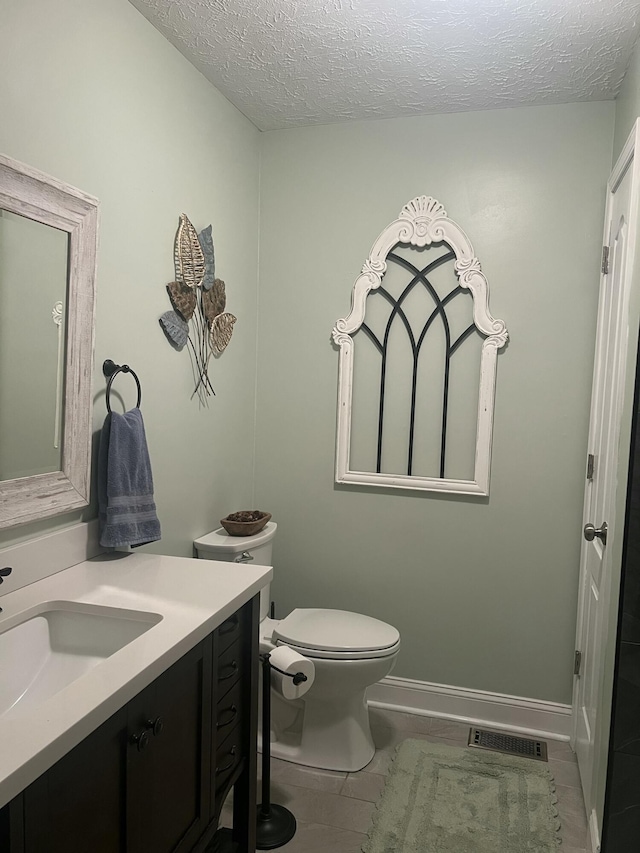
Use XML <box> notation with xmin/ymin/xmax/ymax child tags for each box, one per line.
<box><xmin>194</xmin><ymin>522</ymin><xmax>400</xmax><ymax>772</ymax></box>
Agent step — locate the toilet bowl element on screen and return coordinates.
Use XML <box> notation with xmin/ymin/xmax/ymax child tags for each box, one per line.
<box><xmin>194</xmin><ymin>523</ymin><xmax>400</xmax><ymax>772</ymax></box>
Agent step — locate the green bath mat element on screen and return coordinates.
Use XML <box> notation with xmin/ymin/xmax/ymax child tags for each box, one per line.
<box><xmin>364</xmin><ymin>739</ymin><xmax>561</xmax><ymax>853</ymax></box>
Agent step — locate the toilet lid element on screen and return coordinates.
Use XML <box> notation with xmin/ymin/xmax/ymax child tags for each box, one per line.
<box><xmin>273</xmin><ymin>608</ymin><xmax>400</xmax><ymax>658</ymax></box>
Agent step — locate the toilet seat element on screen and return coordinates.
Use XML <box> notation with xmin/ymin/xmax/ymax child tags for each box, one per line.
<box><xmin>272</xmin><ymin>608</ymin><xmax>401</xmax><ymax>661</ymax></box>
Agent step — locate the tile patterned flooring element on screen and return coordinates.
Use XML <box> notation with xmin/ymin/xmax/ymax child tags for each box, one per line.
<box><xmin>234</xmin><ymin>707</ymin><xmax>590</xmax><ymax>853</ymax></box>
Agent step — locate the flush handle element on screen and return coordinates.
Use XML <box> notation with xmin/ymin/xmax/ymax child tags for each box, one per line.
<box><xmin>235</xmin><ymin>551</ymin><xmax>254</xmax><ymax>563</ymax></box>
<box><xmin>584</xmin><ymin>522</ymin><xmax>608</xmax><ymax>546</ymax></box>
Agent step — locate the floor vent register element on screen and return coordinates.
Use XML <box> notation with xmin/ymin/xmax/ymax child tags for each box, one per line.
<box><xmin>467</xmin><ymin>728</ymin><xmax>548</xmax><ymax>762</ymax></box>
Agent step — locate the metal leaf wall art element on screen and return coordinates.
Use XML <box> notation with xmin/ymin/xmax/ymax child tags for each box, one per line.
<box><xmin>159</xmin><ymin>214</ymin><xmax>237</xmax><ymax>403</ymax></box>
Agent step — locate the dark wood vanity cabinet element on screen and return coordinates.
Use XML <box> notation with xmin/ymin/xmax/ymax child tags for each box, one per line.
<box><xmin>0</xmin><ymin>596</ymin><xmax>259</xmax><ymax>853</ymax></box>
<box><xmin>21</xmin><ymin>704</ymin><xmax>129</xmax><ymax>853</ymax></box>
<box><xmin>126</xmin><ymin>637</ymin><xmax>214</xmax><ymax>853</ymax></box>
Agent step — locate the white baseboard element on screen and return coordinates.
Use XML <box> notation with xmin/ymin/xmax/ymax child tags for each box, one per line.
<box><xmin>367</xmin><ymin>675</ymin><xmax>572</xmax><ymax>742</ymax></box>
<box><xmin>588</xmin><ymin>808</ymin><xmax>601</xmax><ymax>853</ymax></box>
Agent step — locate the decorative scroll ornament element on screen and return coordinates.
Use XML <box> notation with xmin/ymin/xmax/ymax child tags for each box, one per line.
<box><xmin>51</xmin><ymin>301</ymin><xmax>64</xmax><ymax>326</ymax></box>
<box><xmin>159</xmin><ymin>217</ymin><xmax>236</xmax><ymax>403</ymax></box>
<box><xmin>398</xmin><ymin>196</ymin><xmax>447</xmax><ymax>245</ymax></box>
<box><xmin>361</xmin><ymin>258</ymin><xmax>387</xmax><ymax>284</ymax></box>
<box><xmin>331</xmin><ymin>195</ymin><xmax>509</xmax><ymax>496</ymax></box>
<box><xmin>52</xmin><ymin>301</ymin><xmax>64</xmax><ymax>451</ymax></box>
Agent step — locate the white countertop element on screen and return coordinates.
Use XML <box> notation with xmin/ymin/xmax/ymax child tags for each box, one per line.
<box><xmin>0</xmin><ymin>551</ymin><xmax>272</xmax><ymax>808</ymax></box>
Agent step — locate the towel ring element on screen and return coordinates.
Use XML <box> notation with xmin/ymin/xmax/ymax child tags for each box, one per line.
<box><xmin>103</xmin><ymin>359</ymin><xmax>142</xmax><ymax>413</ymax></box>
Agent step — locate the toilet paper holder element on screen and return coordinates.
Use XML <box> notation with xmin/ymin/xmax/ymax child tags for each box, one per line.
<box><xmin>269</xmin><ymin>659</ymin><xmax>308</xmax><ymax>686</ymax></box>
<box><xmin>256</xmin><ymin>652</ymin><xmax>306</xmax><ymax>849</ymax></box>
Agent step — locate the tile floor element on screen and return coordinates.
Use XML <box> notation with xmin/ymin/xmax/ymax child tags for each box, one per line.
<box><xmin>228</xmin><ymin>707</ymin><xmax>590</xmax><ymax>852</ymax></box>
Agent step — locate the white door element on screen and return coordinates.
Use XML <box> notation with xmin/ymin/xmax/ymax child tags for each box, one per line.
<box><xmin>573</xmin><ymin>121</ymin><xmax>640</xmax><ymax>839</ymax></box>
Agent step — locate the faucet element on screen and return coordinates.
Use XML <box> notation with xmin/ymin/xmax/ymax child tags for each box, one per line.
<box><xmin>0</xmin><ymin>566</ymin><xmax>12</xmax><ymax>613</ymax></box>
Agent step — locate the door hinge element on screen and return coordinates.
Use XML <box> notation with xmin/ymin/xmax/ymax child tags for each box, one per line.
<box><xmin>602</xmin><ymin>245</ymin><xmax>610</xmax><ymax>276</ymax></box>
<box><xmin>587</xmin><ymin>453</ymin><xmax>595</xmax><ymax>481</ymax></box>
<box><xmin>574</xmin><ymin>650</ymin><xmax>582</xmax><ymax>676</ymax></box>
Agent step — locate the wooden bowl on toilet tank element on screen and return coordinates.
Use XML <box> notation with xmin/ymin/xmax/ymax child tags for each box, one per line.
<box><xmin>220</xmin><ymin>510</ymin><xmax>272</xmax><ymax>537</ymax></box>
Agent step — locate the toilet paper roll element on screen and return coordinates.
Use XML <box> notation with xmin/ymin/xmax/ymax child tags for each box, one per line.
<box><xmin>269</xmin><ymin>645</ymin><xmax>315</xmax><ymax>700</ymax></box>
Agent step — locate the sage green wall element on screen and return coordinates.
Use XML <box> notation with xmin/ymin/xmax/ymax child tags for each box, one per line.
<box><xmin>255</xmin><ymin>102</ymin><xmax>614</xmax><ymax>704</ymax></box>
<box><xmin>0</xmin><ymin>0</ymin><xmax>261</xmax><ymax>553</ymax></box>
<box><xmin>0</xmin><ymin>0</ymin><xmax>619</xmax><ymax>710</ymax></box>
<box><xmin>614</xmin><ymin>37</ymin><xmax>640</xmax><ymax>162</ymax></box>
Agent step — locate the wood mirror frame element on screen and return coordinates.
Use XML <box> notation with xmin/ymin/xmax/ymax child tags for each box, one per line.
<box><xmin>0</xmin><ymin>154</ymin><xmax>98</xmax><ymax>528</ymax></box>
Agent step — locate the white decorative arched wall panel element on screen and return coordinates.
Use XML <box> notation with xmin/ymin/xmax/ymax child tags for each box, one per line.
<box><xmin>331</xmin><ymin>196</ymin><xmax>508</xmax><ymax>496</ymax></box>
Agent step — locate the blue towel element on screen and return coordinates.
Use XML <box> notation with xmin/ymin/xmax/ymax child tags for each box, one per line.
<box><xmin>98</xmin><ymin>408</ymin><xmax>161</xmax><ymax>548</ymax></box>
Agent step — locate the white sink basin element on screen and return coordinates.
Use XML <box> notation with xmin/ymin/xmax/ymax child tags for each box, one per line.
<box><xmin>0</xmin><ymin>601</ymin><xmax>162</xmax><ymax>719</ymax></box>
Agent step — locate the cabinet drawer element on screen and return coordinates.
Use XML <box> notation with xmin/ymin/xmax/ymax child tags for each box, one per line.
<box><xmin>216</xmin><ymin>638</ymin><xmax>242</xmax><ymax>698</ymax></box>
<box><xmin>216</xmin><ymin>678</ymin><xmax>244</xmax><ymax>739</ymax></box>
<box><xmin>214</xmin><ymin>726</ymin><xmax>244</xmax><ymax>797</ymax></box>
<box><xmin>215</xmin><ymin>607</ymin><xmax>246</xmax><ymax>654</ymax></box>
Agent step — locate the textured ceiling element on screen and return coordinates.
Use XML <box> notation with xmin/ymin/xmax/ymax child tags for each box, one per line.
<box><xmin>129</xmin><ymin>0</ymin><xmax>640</xmax><ymax>131</ymax></box>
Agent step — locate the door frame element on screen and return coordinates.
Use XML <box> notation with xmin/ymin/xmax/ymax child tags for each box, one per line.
<box><xmin>572</xmin><ymin>119</ymin><xmax>640</xmax><ymax>852</ymax></box>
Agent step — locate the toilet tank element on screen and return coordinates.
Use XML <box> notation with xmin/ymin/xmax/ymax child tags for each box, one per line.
<box><xmin>194</xmin><ymin>522</ymin><xmax>277</xmax><ymax>621</ymax></box>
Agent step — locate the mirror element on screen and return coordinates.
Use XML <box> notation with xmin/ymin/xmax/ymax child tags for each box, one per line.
<box><xmin>0</xmin><ymin>211</ymin><xmax>69</xmax><ymax>480</ymax></box>
<box><xmin>0</xmin><ymin>154</ymin><xmax>98</xmax><ymax>528</ymax></box>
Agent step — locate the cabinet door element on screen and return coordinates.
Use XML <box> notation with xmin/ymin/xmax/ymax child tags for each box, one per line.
<box><xmin>0</xmin><ymin>794</ymin><xmax>25</xmax><ymax>852</ymax></box>
<box><xmin>22</xmin><ymin>707</ymin><xmax>128</xmax><ymax>853</ymax></box>
<box><xmin>127</xmin><ymin>637</ymin><xmax>213</xmax><ymax>853</ymax></box>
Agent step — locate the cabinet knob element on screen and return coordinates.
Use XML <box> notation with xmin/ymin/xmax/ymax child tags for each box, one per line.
<box><xmin>146</xmin><ymin>716</ymin><xmax>164</xmax><ymax>737</ymax></box>
<box><xmin>131</xmin><ymin>730</ymin><xmax>150</xmax><ymax>752</ymax></box>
